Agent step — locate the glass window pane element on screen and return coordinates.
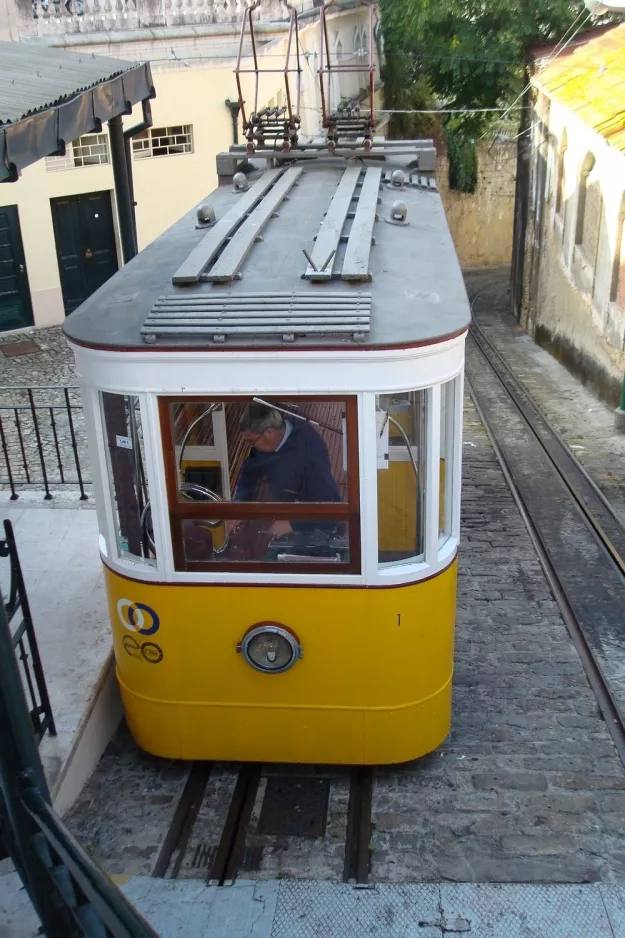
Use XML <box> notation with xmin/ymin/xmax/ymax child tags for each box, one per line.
<box><xmin>439</xmin><ymin>379</ymin><xmax>457</xmax><ymax>543</ymax></box>
<box><xmin>180</xmin><ymin>516</ymin><xmax>350</xmax><ymax>565</ymax></box>
<box><xmin>376</xmin><ymin>390</ymin><xmax>427</xmax><ymax>566</ymax></box>
<box><xmin>168</xmin><ymin>399</ymin><xmax>349</xmax><ymax>504</ymax></box>
<box><xmin>101</xmin><ymin>393</ymin><xmax>155</xmax><ymax>562</ymax></box>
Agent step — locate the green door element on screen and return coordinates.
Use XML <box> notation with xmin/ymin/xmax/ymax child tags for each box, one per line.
<box><xmin>0</xmin><ymin>206</ymin><xmax>34</xmax><ymax>332</ymax></box>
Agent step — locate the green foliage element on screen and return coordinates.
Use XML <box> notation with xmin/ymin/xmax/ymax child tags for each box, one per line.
<box><xmin>444</xmin><ymin>128</ymin><xmax>478</xmax><ymax>194</ymax></box>
<box><xmin>381</xmin><ymin>51</ymin><xmax>437</xmax><ymax>140</ymax></box>
<box><xmin>380</xmin><ymin>0</ymin><xmax>591</xmax><ymax>138</ymax></box>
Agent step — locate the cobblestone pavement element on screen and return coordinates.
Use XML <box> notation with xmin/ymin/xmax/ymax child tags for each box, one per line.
<box><xmin>465</xmin><ymin>267</ymin><xmax>625</xmax><ymax>525</ymax></box>
<box><xmin>65</xmin><ymin>395</ymin><xmax>625</xmax><ymax>885</ymax></box>
<box><xmin>0</xmin><ymin>326</ymin><xmax>76</xmax><ymax>389</ymax></box>
<box><xmin>370</xmin><ymin>397</ymin><xmax>625</xmax><ymax>883</ymax></box>
<box><xmin>0</xmin><ymin>327</ymin><xmax>87</xmax><ymax>496</ymax></box>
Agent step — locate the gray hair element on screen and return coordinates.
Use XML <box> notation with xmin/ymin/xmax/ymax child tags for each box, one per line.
<box><xmin>239</xmin><ymin>403</ymin><xmax>284</xmax><ymax>435</ymax></box>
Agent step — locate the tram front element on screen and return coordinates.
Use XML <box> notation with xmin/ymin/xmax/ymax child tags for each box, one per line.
<box><xmin>64</xmin><ymin>147</ymin><xmax>470</xmax><ymax>765</ymax></box>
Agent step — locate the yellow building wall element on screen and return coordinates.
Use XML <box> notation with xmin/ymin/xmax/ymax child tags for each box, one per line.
<box><xmin>0</xmin><ymin>3</ymin><xmax>373</xmax><ymax>333</ymax></box>
<box><xmin>0</xmin><ymin>61</ymin><xmax>282</xmax><ymax>330</ymax></box>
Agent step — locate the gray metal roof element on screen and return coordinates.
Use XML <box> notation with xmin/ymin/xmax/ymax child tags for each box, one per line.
<box><xmin>63</xmin><ymin>153</ymin><xmax>471</xmax><ymax>352</ymax></box>
<box><xmin>0</xmin><ymin>42</ymin><xmax>153</xmax><ymax>181</ymax></box>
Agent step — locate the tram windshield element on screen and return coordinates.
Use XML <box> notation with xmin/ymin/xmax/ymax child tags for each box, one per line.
<box><xmin>159</xmin><ymin>396</ymin><xmax>359</xmax><ymax>573</ymax></box>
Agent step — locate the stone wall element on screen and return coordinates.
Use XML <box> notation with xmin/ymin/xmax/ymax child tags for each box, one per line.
<box><xmin>437</xmin><ymin>140</ymin><xmax>517</xmax><ymax>269</ymax></box>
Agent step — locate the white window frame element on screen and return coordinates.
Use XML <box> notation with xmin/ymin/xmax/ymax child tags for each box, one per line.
<box><xmin>45</xmin><ymin>133</ymin><xmax>110</xmax><ymax>172</ymax></box>
<box><xmin>132</xmin><ymin>125</ymin><xmax>194</xmax><ymax>160</ymax></box>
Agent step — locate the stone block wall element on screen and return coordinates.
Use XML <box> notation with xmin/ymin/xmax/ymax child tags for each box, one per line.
<box><xmin>437</xmin><ymin>140</ymin><xmax>517</xmax><ymax>269</ymax></box>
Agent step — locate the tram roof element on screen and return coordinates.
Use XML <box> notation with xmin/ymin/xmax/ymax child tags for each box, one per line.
<box><xmin>63</xmin><ymin>151</ymin><xmax>471</xmax><ymax>353</ymax></box>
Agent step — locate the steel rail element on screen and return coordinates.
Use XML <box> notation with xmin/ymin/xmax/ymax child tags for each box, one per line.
<box><xmin>343</xmin><ymin>766</ymin><xmax>373</xmax><ymax>884</ymax></box>
<box><xmin>207</xmin><ymin>763</ymin><xmax>262</xmax><ymax>886</ymax></box>
<box><xmin>466</xmin><ymin>370</ymin><xmax>625</xmax><ymax>765</ymax></box>
<box><xmin>465</xmin><ymin>334</ymin><xmax>625</xmax><ymax>768</ymax></box>
<box><xmin>151</xmin><ymin>761</ymin><xmax>212</xmax><ymax>878</ymax></box>
<box><xmin>469</xmin><ymin>293</ymin><xmax>625</xmax><ymax>579</ymax></box>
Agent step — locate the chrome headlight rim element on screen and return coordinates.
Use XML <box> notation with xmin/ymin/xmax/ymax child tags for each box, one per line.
<box><xmin>237</xmin><ymin>623</ymin><xmax>302</xmax><ymax>674</ymax></box>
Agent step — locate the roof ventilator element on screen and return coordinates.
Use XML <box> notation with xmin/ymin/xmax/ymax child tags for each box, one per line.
<box><xmin>233</xmin><ymin>172</ymin><xmax>249</xmax><ymax>192</ymax></box>
<box><xmin>140</xmin><ymin>292</ymin><xmax>372</xmax><ymax>345</ymax></box>
<box><xmin>318</xmin><ymin>0</ymin><xmax>377</xmax><ymax>151</ymax></box>
<box><xmin>196</xmin><ymin>204</ymin><xmax>216</xmax><ymax>228</ymax></box>
<box><xmin>385</xmin><ymin>200</ymin><xmax>409</xmax><ymax>226</ymax></box>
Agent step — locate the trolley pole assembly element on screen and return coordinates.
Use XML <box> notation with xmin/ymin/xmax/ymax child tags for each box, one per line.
<box><xmin>235</xmin><ymin>0</ymin><xmax>302</xmax><ymax>155</ymax></box>
<box><xmin>318</xmin><ymin>0</ymin><xmax>377</xmax><ymax>151</ymax></box>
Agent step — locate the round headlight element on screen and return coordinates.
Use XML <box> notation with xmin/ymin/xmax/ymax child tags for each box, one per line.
<box><xmin>238</xmin><ymin>624</ymin><xmax>302</xmax><ymax>674</ymax></box>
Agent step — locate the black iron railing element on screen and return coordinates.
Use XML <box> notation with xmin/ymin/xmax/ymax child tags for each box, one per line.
<box><xmin>0</xmin><ymin>386</ymin><xmax>89</xmax><ymax>500</ymax></box>
<box><xmin>1</xmin><ymin>518</ymin><xmax>56</xmax><ymax>745</ymax></box>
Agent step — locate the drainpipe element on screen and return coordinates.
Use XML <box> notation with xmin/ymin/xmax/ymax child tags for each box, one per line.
<box><xmin>616</xmin><ymin>378</ymin><xmax>625</xmax><ymax>433</ymax></box>
<box><xmin>225</xmin><ymin>99</ymin><xmax>242</xmax><ymax>145</ymax></box>
<box><xmin>123</xmin><ymin>97</ymin><xmax>154</xmax><ymax>247</ymax></box>
<box><xmin>108</xmin><ymin>115</ymin><xmax>138</xmax><ymax>264</ymax></box>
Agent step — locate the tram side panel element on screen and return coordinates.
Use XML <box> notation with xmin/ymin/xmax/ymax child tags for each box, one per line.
<box><xmin>105</xmin><ymin>566</ymin><xmax>457</xmax><ymax>766</ymax></box>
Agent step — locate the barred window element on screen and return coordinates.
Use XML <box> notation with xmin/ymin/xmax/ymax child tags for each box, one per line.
<box><xmin>45</xmin><ymin>134</ymin><xmax>110</xmax><ymax>172</ymax></box>
<box><xmin>132</xmin><ymin>125</ymin><xmax>194</xmax><ymax>159</ymax></box>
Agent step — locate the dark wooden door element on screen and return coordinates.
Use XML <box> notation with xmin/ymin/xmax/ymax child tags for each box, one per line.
<box><xmin>0</xmin><ymin>206</ymin><xmax>34</xmax><ymax>332</ymax></box>
<box><xmin>50</xmin><ymin>191</ymin><xmax>118</xmax><ymax>315</ymax></box>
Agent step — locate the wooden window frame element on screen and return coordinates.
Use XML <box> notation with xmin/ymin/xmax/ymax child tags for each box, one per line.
<box><xmin>159</xmin><ymin>395</ymin><xmax>361</xmax><ymax>574</ymax></box>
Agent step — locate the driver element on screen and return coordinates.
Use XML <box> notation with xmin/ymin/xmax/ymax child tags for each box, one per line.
<box><xmin>227</xmin><ymin>402</ymin><xmax>341</xmax><ymax>538</ymax></box>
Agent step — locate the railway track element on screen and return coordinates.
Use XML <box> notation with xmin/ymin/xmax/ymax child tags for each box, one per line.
<box><xmin>467</xmin><ymin>291</ymin><xmax>625</xmax><ymax>766</ymax></box>
<box><xmin>151</xmin><ymin>762</ymin><xmax>373</xmax><ymax>886</ymax></box>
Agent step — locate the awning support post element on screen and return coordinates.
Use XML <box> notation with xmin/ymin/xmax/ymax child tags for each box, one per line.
<box><xmin>109</xmin><ymin>114</ymin><xmax>138</xmax><ymax>264</ymax></box>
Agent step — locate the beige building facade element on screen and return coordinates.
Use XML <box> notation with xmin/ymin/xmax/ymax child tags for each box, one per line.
<box><xmin>0</xmin><ymin>0</ymin><xmax>380</xmax><ymax>332</ymax></box>
<box><xmin>520</xmin><ymin>25</ymin><xmax>625</xmax><ymax>406</ymax></box>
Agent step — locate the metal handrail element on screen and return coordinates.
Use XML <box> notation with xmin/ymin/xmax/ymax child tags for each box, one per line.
<box><xmin>0</xmin><ymin>575</ymin><xmax>161</xmax><ymax>937</ymax></box>
<box><xmin>22</xmin><ymin>787</ymin><xmax>161</xmax><ymax>938</ymax></box>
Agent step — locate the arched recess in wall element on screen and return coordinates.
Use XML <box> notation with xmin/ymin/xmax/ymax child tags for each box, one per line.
<box><xmin>555</xmin><ymin>129</ymin><xmax>567</xmax><ymax>216</ymax></box>
<box><xmin>610</xmin><ymin>191</ymin><xmax>625</xmax><ymax>308</ymax></box>
<box><xmin>332</xmin><ymin>36</ymin><xmax>343</xmax><ymax>109</ymax></box>
<box><xmin>575</xmin><ymin>151</ymin><xmax>596</xmax><ymax>246</ymax></box>
<box><xmin>361</xmin><ymin>25</ymin><xmax>369</xmax><ymax>55</ymax></box>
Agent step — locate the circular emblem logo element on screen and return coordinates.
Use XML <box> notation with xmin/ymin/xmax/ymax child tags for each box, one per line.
<box><xmin>141</xmin><ymin>642</ymin><xmax>164</xmax><ymax>664</ymax></box>
<box><xmin>117</xmin><ymin>599</ymin><xmax>160</xmax><ymax>636</ymax></box>
<box><xmin>122</xmin><ymin>635</ymin><xmax>141</xmax><ymax>658</ymax></box>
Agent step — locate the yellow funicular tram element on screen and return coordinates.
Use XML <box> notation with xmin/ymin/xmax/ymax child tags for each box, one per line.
<box><xmin>64</xmin><ymin>137</ymin><xmax>470</xmax><ymax>766</ymax></box>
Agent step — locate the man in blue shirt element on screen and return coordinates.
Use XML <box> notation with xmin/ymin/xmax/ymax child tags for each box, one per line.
<box><xmin>228</xmin><ymin>402</ymin><xmax>341</xmax><ymax>538</ymax></box>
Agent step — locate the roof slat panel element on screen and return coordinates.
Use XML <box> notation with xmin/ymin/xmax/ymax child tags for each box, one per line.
<box><xmin>205</xmin><ymin>166</ymin><xmax>303</xmax><ymax>283</ymax></box>
<box><xmin>172</xmin><ymin>168</ymin><xmax>285</xmax><ymax>285</ymax></box>
<box><xmin>304</xmin><ymin>165</ymin><xmax>361</xmax><ymax>281</ymax></box>
<box><xmin>142</xmin><ymin>291</ymin><xmax>372</xmax><ymax>343</ymax></box>
<box><xmin>342</xmin><ymin>167</ymin><xmax>381</xmax><ymax>282</ymax></box>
